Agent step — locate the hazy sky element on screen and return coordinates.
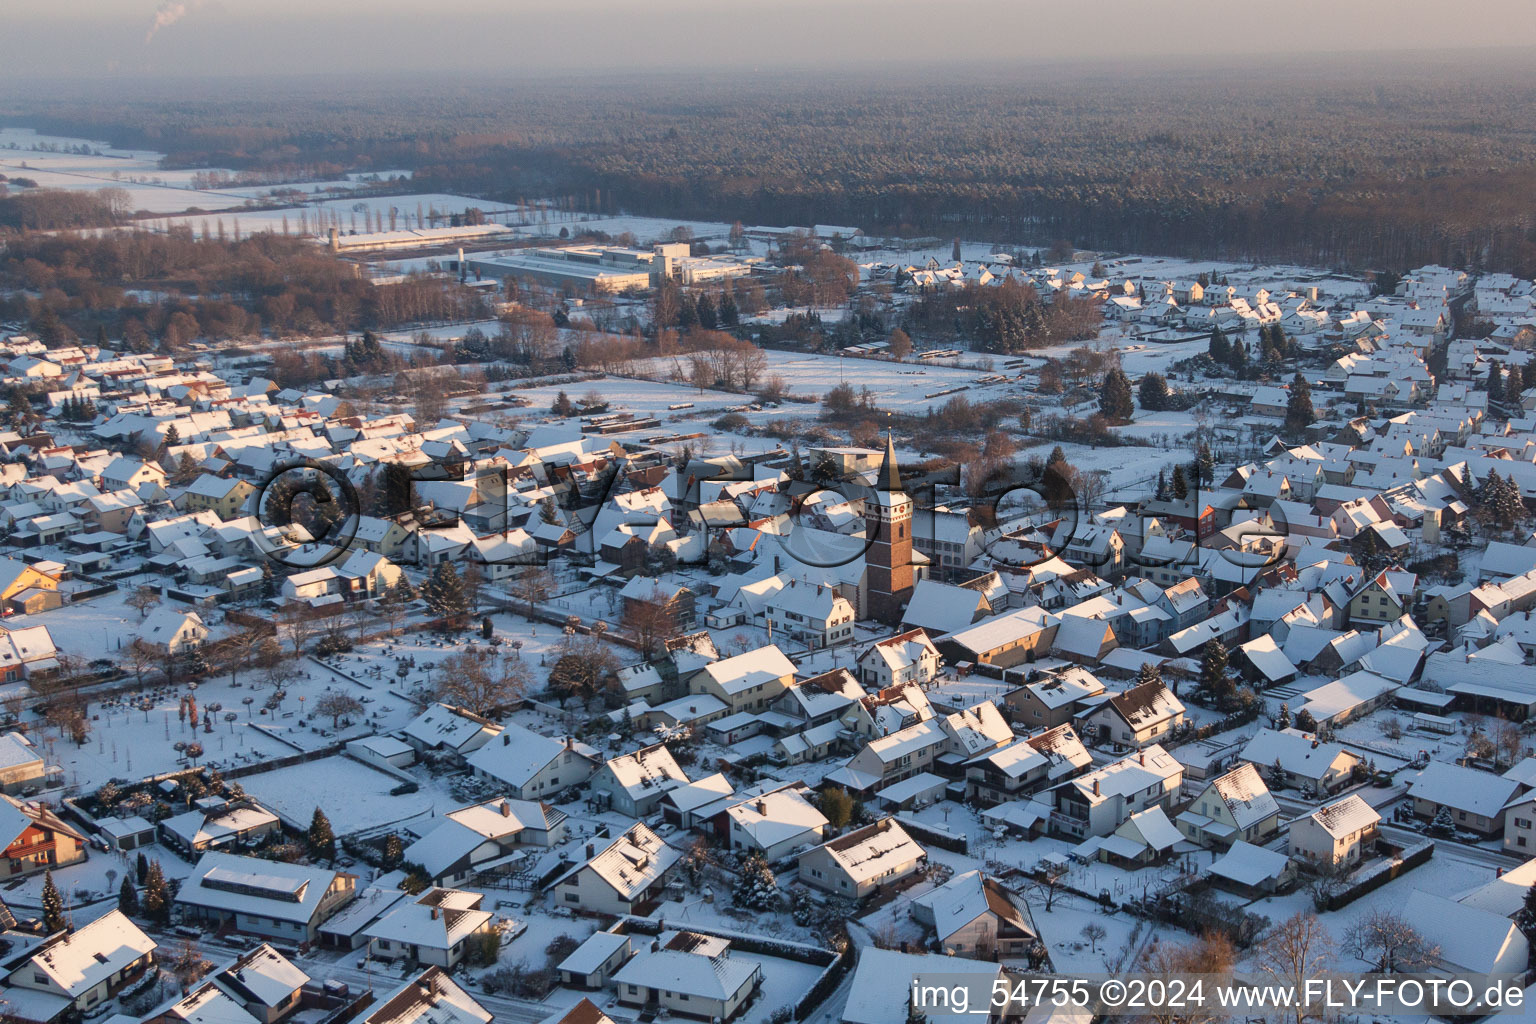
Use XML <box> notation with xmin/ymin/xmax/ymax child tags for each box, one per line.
<box><xmin>6</xmin><ymin>0</ymin><xmax>1536</xmax><ymax>80</ymax></box>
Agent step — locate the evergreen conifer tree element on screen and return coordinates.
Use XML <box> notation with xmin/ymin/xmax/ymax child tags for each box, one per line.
<box><xmin>41</xmin><ymin>871</ymin><xmax>65</xmax><ymax>933</ymax></box>
<box><xmin>308</xmin><ymin>807</ymin><xmax>336</xmax><ymax>860</ymax></box>
<box><xmin>118</xmin><ymin>876</ymin><xmax>139</xmax><ymax>917</ymax></box>
<box><xmin>142</xmin><ymin>860</ymin><xmax>170</xmax><ymax>924</ymax></box>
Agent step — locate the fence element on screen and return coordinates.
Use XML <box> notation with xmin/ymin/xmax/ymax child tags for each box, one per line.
<box><xmin>895</xmin><ymin>814</ymin><xmax>969</xmax><ymax>854</ymax></box>
<box><xmin>1318</xmin><ymin>838</ymin><xmax>1434</xmax><ymax>911</ymax></box>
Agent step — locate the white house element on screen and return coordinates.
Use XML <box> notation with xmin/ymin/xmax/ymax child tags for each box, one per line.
<box><xmin>363</xmin><ymin>888</ymin><xmax>495</xmax><ymax>969</ymax></box>
<box><xmin>1288</xmin><ymin>793</ymin><xmax>1380</xmax><ymax>869</ymax></box>
<box><xmin>1176</xmin><ymin>763</ymin><xmax>1280</xmax><ymax>849</ymax></box>
<box><xmin>857</xmin><ymin>628</ymin><xmax>942</xmax><ymax>690</ymax></box>
<box><xmin>4</xmin><ymin>910</ymin><xmax>156</xmax><ymax>1018</ymax></box>
<box><xmin>175</xmin><ymin>851</ymin><xmax>358</xmax><ymax>942</ymax></box>
<box><xmin>796</xmin><ymin>817</ymin><xmax>925</xmax><ymax>899</ymax></box>
<box><xmin>549</xmin><ymin>823</ymin><xmax>682</xmax><ymax>916</ymax></box>
<box><xmin>467</xmin><ymin>725</ymin><xmax>599</xmax><ymax>800</ymax></box>
<box><xmin>725</xmin><ymin>787</ymin><xmax>829</xmax><ymax>861</ymax></box>
<box><xmin>589</xmin><ymin>743</ymin><xmax>690</xmax><ymax>817</ymax></box>
<box><xmin>1079</xmin><ymin>678</ymin><xmax>1186</xmax><ymax>749</ymax></box>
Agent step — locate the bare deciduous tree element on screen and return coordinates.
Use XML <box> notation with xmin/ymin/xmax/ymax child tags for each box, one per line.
<box><xmin>435</xmin><ymin>651</ymin><xmax>529</xmax><ymax>717</ymax></box>
<box><xmin>1255</xmin><ymin>911</ymin><xmax>1335</xmax><ymax>1024</ymax></box>
<box><xmin>513</xmin><ymin>567</ymin><xmax>555</xmax><ymax>620</ymax></box>
<box><xmin>1342</xmin><ymin>909</ymin><xmax>1439</xmax><ymax>973</ymax></box>
<box><xmin>314</xmin><ymin>693</ymin><xmax>364</xmax><ymax>728</ymax></box>
<box><xmin>127</xmin><ymin>586</ymin><xmax>161</xmax><ymax>620</ymax></box>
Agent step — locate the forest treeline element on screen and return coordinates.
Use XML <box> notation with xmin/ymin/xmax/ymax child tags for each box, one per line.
<box><xmin>0</xmin><ymin>230</ymin><xmax>490</xmax><ymax>344</ymax></box>
<box><xmin>6</xmin><ymin>57</ymin><xmax>1536</xmax><ymax>273</ymax></box>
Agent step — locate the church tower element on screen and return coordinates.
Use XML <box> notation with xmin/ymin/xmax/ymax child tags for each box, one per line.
<box><xmin>865</xmin><ymin>433</ymin><xmax>914</xmax><ymax>625</ymax></box>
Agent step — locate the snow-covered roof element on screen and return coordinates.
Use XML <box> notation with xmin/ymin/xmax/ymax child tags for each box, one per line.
<box><xmin>557</xmin><ymin>931</ymin><xmax>630</xmax><ymax>976</ymax></box>
<box><xmin>467</xmin><ymin>724</ymin><xmax>596</xmax><ymax>788</ymax></box>
<box><xmin>726</xmin><ymin>788</ymin><xmax>828</xmax><ymax>850</ymax></box>
<box><xmin>400</xmin><ymin>702</ymin><xmax>501</xmax><ymax>752</ymax></box>
<box><xmin>363</xmin><ymin>888</ymin><xmax>491</xmax><ymax>951</ymax></box>
<box><xmin>1402</xmin><ymin>890</ymin><xmax>1527</xmax><ymax>974</ymax></box>
<box><xmin>566</xmin><ymin>823</ymin><xmax>681</xmax><ymax>901</ymax></box>
<box><xmin>1207</xmin><ymin>841</ymin><xmax>1289</xmax><ymax>888</ymax></box>
<box><xmin>1306</xmin><ymin>794</ymin><xmax>1380</xmax><ymax>839</ymax></box>
<box><xmin>362</xmin><ymin>968</ymin><xmax>491</xmax><ymax>1024</ymax></box>
<box><xmin>1206</xmin><ymin>763</ymin><xmax>1279</xmax><ymax>831</ymax></box>
<box><xmin>806</xmin><ymin>817</ymin><xmax>924</xmax><ymax>884</ymax></box>
<box><xmin>598</xmin><ymin>744</ymin><xmax>689</xmax><ymax>800</ymax></box>
<box><xmin>1239</xmin><ymin>728</ymin><xmax>1358</xmax><ymax>781</ymax></box>
<box><xmin>177</xmin><ymin>851</ymin><xmax>352</xmax><ymax>924</ymax></box>
<box><xmin>26</xmin><ymin>909</ymin><xmax>155</xmax><ymax>997</ymax></box>
<box><xmin>842</xmin><ymin>948</ymin><xmax>1000</xmax><ymax>1024</ymax></box>
<box><xmin>1408</xmin><ymin>760</ymin><xmax>1522</xmax><ymax>819</ymax></box>
<box><xmin>612</xmin><ymin>940</ymin><xmax>758</xmax><ymax>1001</ymax></box>
<box><xmin>700</xmin><ymin>645</ymin><xmax>796</xmax><ymax>694</ymax></box>
<box><xmin>212</xmin><ymin>943</ymin><xmax>310</xmax><ymax>1010</ymax></box>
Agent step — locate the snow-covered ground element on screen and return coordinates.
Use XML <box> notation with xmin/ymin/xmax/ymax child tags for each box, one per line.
<box><xmin>0</xmin><ymin>127</ymin><xmax>397</xmax><ymax>216</ymax></box>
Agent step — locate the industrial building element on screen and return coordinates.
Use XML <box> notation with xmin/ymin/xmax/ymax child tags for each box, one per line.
<box><xmin>454</xmin><ymin>242</ymin><xmax>761</xmax><ymax>295</ymax></box>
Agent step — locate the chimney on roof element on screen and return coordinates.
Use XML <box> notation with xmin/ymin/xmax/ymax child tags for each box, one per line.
<box><xmin>1311</xmin><ymin>740</ymin><xmax>1319</xmax><ymax>749</ymax></box>
<box><xmin>757</xmin><ymin>799</ymin><xmax>767</xmax><ymax>815</ymax></box>
<box><xmin>500</xmin><ymin>801</ymin><xmax>511</xmax><ymax>817</ymax></box>
<box><xmin>1093</xmin><ymin>779</ymin><xmax>1100</xmax><ymax>796</ymax></box>
<box><xmin>1139</xmin><ymin>752</ymin><xmax>1145</xmax><ymax>766</ymax></box>
<box><xmin>586</xmin><ymin>843</ymin><xmax>595</xmax><ymax>858</ymax></box>
<box><xmin>1497</xmin><ymin>867</ymin><xmax>1504</xmax><ymax>878</ymax></box>
<box><xmin>566</xmin><ymin>736</ymin><xmax>574</xmax><ymax>751</ymax></box>
<box><xmin>430</xmin><ymin>906</ymin><xmax>439</xmax><ymax>920</ymax></box>
<box><xmin>502</xmin><ymin>733</ymin><xmax>510</xmax><ymax>746</ymax></box>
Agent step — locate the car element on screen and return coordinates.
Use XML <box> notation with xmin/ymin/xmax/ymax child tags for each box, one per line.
<box><xmin>655</xmin><ymin>822</ymin><xmax>677</xmax><ymax>836</ymax></box>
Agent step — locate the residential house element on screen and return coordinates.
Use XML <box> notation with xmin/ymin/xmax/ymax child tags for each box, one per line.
<box><xmin>138</xmin><ymin>608</ymin><xmax>208</xmax><ymax>655</ymax></box>
<box><xmin>197</xmin><ymin>944</ymin><xmax>310</xmax><ymax>1024</ymax></box>
<box><xmin>468</xmin><ymin>725</ymin><xmax>600</xmax><ymax>800</ymax></box>
<box><xmin>175</xmin><ymin>851</ymin><xmax>358</xmax><ymax>942</ymax></box>
<box><xmin>402</xmin><ymin>798</ymin><xmax>568</xmax><ymax>887</ymax></box>
<box><xmin>612</xmin><ymin>931</ymin><xmax>762</xmax><ymax>1023</ymax></box>
<box><xmin>356</xmin><ymin>968</ymin><xmax>491</xmax><ymax>1024</ymax></box>
<box><xmin>549</xmin><ymin>823</ymin><xmax>682</xmax><ymax>917</ymax></box>
<box><xmin>796</xmin><ymin>817</ymin><xmax>925</xmax><ymax>899</ymax></box>
<box><xmin>363</xmin><ymin>888</ymin><xmax>495</xmax><ymax>969</ymax></box>
<box><xmin>688</xmin><ymin>646</ymin><xmax>795</xmax><ymax>713</ymax></box>
<box><xmin>4</xmin><ymin>910</ymin><xmax>155</xmax><ymax>1020</ymax></box>
<box><xmin>0</xmin><ymin>795</ymin><xmax>87</xmax><ymax>879</ymax></box>
<box><xmin>1079</xmin><ymin>678</ymin><xmax>1186</xmax><ymax>749</ymax></box>
<box><xmin>175</xmin><ymin>475</ymin><xmax>258</xmax><ymax>519</ymax></box>
<box><xmin>857</xmin><ymin>629</ymin><xmax>941</xmax><ymax>690</ymax></box>
<box><xmin>1408</xmin><ymin>760</ymin><xmax>1521</xmax><ymax>837</ymax></box>
<box><xmin>1238</xmin><ymin>729</ymin><xmax>1361</xmax><ymax>795</ymax></box>
<box><xmin>725</xmin><ymin>787</ymin><xmax>829</xmax><ymax>861</ymax></box>
<box><xmin>399</xmin><ymin>703</ymin><xmax>502</xmax><ymax>765</ymax></box>
<box><xmin>964</xmin><ymin>724</ymin><xmax>1091</xmax><ymax>807</ymax></box>
<box><xmin>590</xmin><ymin>744</ymin><xmax>690</xmax><ymax>817</ymax></box>
<box><xmin>1004</xmin><ymin>668</ymin><xmax>1105</xmax><ymax>729</ymax></box>
<box><xmin>1175</xmin><ymin>763</ymin><xmax>1281</xmax><ymax>849</ymax></box>
<box><xmin>159</xmin><ymin>799</ymin><xmax>282</xmax><ymax>856</ymax></box>
<box><xmin>1288</xmin><ymin>794</ymin><xmax>1380</xmax><ymax>869</ymax></box>
<box><xmin>910</xmin><ymin>870</ymin><xmax>1040</xmax><ymax>961</ymax></box>
<box><xmin>841</xmin><ymin>949</ymin><xmax>1005</xmax><ymax>1024</ymax></box>
<box><xmin>1052</xmin><ymin>745</ymin><xmax>1184</xmax><ymax>839</ymax></box>
<box><xmin>0</xmin><ymin>732</ymin><xmax>46</xmax><ymax>793</ymax></box>
<box><xmin>762</xmin><ymin>580</ymin><xmax>856</xmax><ymax>650</ymax></box>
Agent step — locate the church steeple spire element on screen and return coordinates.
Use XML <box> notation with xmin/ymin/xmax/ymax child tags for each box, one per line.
<box><xmin>878</xmin><ymin>430</ymin><xmax>903</xmax><ymax>493</ymax></box>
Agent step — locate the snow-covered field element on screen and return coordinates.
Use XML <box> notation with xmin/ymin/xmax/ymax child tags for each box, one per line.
<box><xmin>0</xmin><ymin>127</ymin><xmax>397</xmax><ymax>217</ymax></box>
<box><xmin>238</xmin><ymin>756</ymin><xmax>437</xmax><ymax>836</ymax></box>
<box><xmin>625</xmin><ymin>347</ymin><xmax>1010</xmax><ymax>410</ymax></box>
